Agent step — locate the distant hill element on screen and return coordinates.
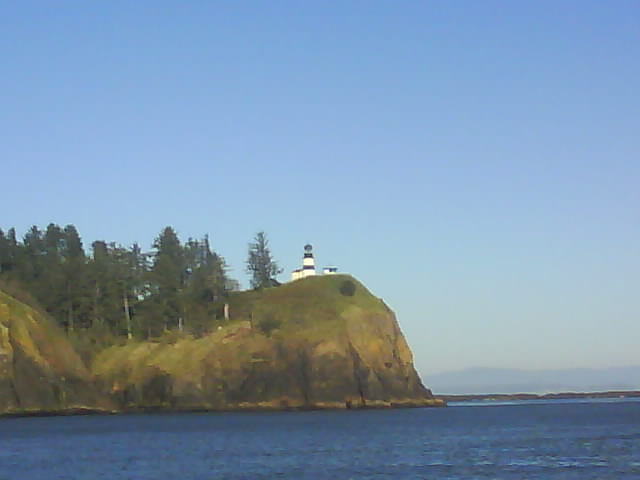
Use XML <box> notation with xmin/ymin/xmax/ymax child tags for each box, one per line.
<box><xmin>425</xmin><ymin>367</ymin><xmax>640</xmax><ymax>395</ymax></box>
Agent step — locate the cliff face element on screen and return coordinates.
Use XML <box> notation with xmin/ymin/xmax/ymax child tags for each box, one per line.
<box><xmin>0</xmin><ymin>276</ymin><xmax>442</xmax><ymax>414</ymax></box>
<box><xmin>0</xmin><ymin>291</ymin><xmax>110</xmax><ymax>414</ymax></box>
<box><xmin>93</xmin><ymin>275</ymin><xmax>442</xmax><ymax>410</ymax></box>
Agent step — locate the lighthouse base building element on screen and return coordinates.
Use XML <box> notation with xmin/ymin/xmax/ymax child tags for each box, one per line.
<box><xmin>291</xmin><ymin>244</ymin><xmax>316</xmax><ymax>281</ymax></box>
<box><xmin>291</xmin><ymin>244</ymin><xmax>339</xmax><ymax>281</ymax></box>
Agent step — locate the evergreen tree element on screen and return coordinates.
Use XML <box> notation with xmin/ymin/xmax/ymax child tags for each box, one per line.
<box><xmin>181</xmin><ymin>235</ymin><xmax>228</xmax><ymax>333</ymax></box>
<box><xmin>199</xmin><ymin>234</ymin><xmax>227</xmax><ymax>302</ymax></box>
<box><xmin>0</xmin><ymin>228</ymin><xmax>20</xmax><ymax>285</ymax></box>
<box><xmin>246</xmin><ymin>231</ymin><xmax>282</xmax><ymax>289</ymax></box>
<box><xmin>89</xmin><ymin>240</ymin><xmax>111</xmax><ymax>328</ymax></box>
<box><xmin>88</xmin><ymin>241</ymin><xmax>149</xmax><ymax>337</ymax></box>
<box><xmin>5</xmin><ymin>228</ymin><xmax>18</xmax><ymax>273</ymax></box>
<box><xmin>148</xmin><ymin>226</ymin><xmax>184</xmax><ymax>331</ymax></box>
<box><xmin>20</xmin><ymin>225</ymin><xmax>45</xmax><ymax>286</ymax></box>
<box><xmin>61</xmin><ymin>224</ymin><xmax>87</xmax><ymax>331</ymax></box>
<box><xmin>0</xmin><ymin>223</ymin><xmax>237</xmax><ymax>340</ymax></box>
<box><xmin>111</xmin><ymin>245</ymin><xmax>135</xmax><ymax>338</ymax></box>
<box><xmin>0</xmin><ymin>230</ymin><xmax>10</xmax><ymax>273</ymax></box>
<box><xmin>127</xmin><ymin>242</ymin><xmax>148</xmax><ymax>336</ymax></box>
<box><xmin>40</xmin><ymin>224</ymin><xmax>66</xmax><ymax>323</ymax></box>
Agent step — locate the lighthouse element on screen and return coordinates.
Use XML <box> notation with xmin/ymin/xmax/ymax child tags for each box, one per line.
<box><xmin>291</xmin><ymin>244</ymin><xmax>317</xmax><ymax>281</ymax></box>
<box><xmin>302</xmin><ymin>244</ymin><xmax>316</xmax><ymax>276</ymax></box>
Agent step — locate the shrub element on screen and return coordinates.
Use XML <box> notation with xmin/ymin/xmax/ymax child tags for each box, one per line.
<box><xmin>339</xmin><ymin>280</ymin><xmax>356</xmax><ymax>296</ymax></box>
<box><xmin>258</xmin><ymin>314</ymin><xmax>281</xmax><ymax>337</ymax></box>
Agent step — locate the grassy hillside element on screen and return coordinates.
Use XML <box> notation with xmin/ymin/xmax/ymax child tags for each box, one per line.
<box><xmin>92</xmin><ymin>275</ymin><xmax>440</xmax><ymax>410</ymax></box>
<box><xmin>225</xmin><ymin>274</ymin><xmax>388</xmax><ymax>335</ymax></box>
<box><xmin>0</xmin><ymin>290</ymin><xmax>111</xmax><ymax>414</ymax></box>
<box><xmin>0</xmin><ymin>291</ymin><xmax>86</xmax><ymax>379</ymax></box>
<box><xmin>0</xmin><ymin>275</ymin><xmax>441</xmax><ymax>413</ymax></box>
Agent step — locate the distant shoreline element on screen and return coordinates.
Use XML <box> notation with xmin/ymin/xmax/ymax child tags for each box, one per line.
<box><xmin>437</xmin><ymin>390</ymin><xmax>640</xmax><ymax>403</ymax></box>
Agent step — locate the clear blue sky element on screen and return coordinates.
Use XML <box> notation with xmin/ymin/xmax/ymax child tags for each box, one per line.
<box><xmin>2</xmin><ymin>1</ymin><xmax>639</xmax><ymax>377</ymax></box>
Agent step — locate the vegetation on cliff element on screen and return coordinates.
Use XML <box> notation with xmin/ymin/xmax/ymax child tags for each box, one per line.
<box><xmin>0</xmin><ymin>224</ymin><xmax>235</xmax><ymax>339</ymax></box>
<box><xmin>92</xmin><ymin>275</ymin><xmax>441</xmax><ymax>410</ymax></box>
<box><xmin>0</xmin><ymin>291</ymin><xmax>110</xmax><ymax>414</ymax></box>
<box><xmin>0</xmin><ymin>223</ymin><xmax>442</xmax><ymax>413</ymax></box>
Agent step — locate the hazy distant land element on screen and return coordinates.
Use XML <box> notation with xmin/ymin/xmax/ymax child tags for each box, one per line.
<box><xmin>426</xmin><ymin>366</ymin><xmax>640</xmax><ymax>395</ymax></box>
<box><xmin>438</xmin><ymin>390</ymin><xmax>640</xmax><ymax>404</ymax></box>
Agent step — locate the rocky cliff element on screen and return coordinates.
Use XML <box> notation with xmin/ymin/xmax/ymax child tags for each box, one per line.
<box><xmin>0</xmin><ymin>275</ymin><xmax>443</xmax><ymax>415</ymax></box>
<box><xmin>0</xmin><ymin>291</ymin><xmax>110</xmax><ymax>414</ymax></box>
<box><xmin>93</xmin><ymin>275</ymin><xmax>443</xmax><ymax>410</ymax></box>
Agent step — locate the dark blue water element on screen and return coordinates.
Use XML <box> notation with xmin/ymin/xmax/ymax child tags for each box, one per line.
<box><xmin>1</xmin><ymin>399</ymin><xmax>639</xmax><ymax>479</ymax></box>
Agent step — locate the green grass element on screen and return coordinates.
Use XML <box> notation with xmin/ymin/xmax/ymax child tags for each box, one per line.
<box><xmin>0</xmin><ymin>290</ymin><xmax>91</xmax><ymax>378</ymax></box>
<box><xmin>4</xmin><ymin>274</ymin><xmax>390</xmax><ymax>378</ymax></box>
<box><xmin>92</xmin><ymin>274</ymin><xmax>390</xmax><ymax>382</ymax></box>
<box><xmin>223</xmin><ymin>274</ymin><xmax>387</xmax><ymax>337</ymax></box>
<box><xmin>1</xmin><ymin>290</ymin><xmax>62</xmax><ymax>354</ymax></box>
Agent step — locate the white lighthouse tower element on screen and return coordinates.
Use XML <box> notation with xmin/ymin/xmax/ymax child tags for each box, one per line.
<box><xmin>291</xmin><ymin>244</ymin><xmax>317</xmax><ymax>281</ymax></box>
<box><xmin>302</xmin><ymin>244</ymin><xmax>316</xmax><ymax>277</ymax></box>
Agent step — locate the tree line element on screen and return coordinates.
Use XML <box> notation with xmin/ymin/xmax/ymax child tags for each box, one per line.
<box><xmin>0</xmin><ymin>224</ymin><xmax>281</xmax><ymax>339</ymax></box>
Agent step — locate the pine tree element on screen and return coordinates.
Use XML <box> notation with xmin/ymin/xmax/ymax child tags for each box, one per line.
<box><xmin>246</xmin><ymin>232</ymin><xmax>282</xmax><ymax>289</ymax></box>
<box><xmin>5</xmin><ymin>228</ymin><xmax>18</xmax><ymax>273</ymax></box>
<box><xmin>0</xmin><ymin>230</ymin><xmax>10</xmax><ymax>273</ymax></box>
<box><xmin>20</xmin><ymin>225</ymin><xmax>45</xmax><ymax>288</ymax></box>
<box><xmin>40</xmin><ymin>224</ymin><xmax>66</xmax><ymax>324</ymax></box>
<box><xmin>89</xmin><ymin>240</ymin><xmax>110</xmax><ymax>328</ymax></box>
<box><xmin>0</xmin><ymin>223</ymin><xmax>238</xmax><ymax>339</ymax></box>
<box><xmin>149</xmin><ymin>226</ymin><xmax>184</xmax><ymax>331</ymax></box>
<box><xmin>180</xmin><ymin>235</ymin><xmax>229</xmax><ymax>334</ymax></box>
<box><xmin>61</xmin><ymin>224</ymin><xmax>87</xmax><ymax>331</ymax></box>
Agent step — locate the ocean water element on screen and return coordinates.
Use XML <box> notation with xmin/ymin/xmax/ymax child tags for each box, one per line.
<box><xmin>1</xmin><ymin>399</ymin><xmax>639</xmax><ymax>479</ymax></box>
